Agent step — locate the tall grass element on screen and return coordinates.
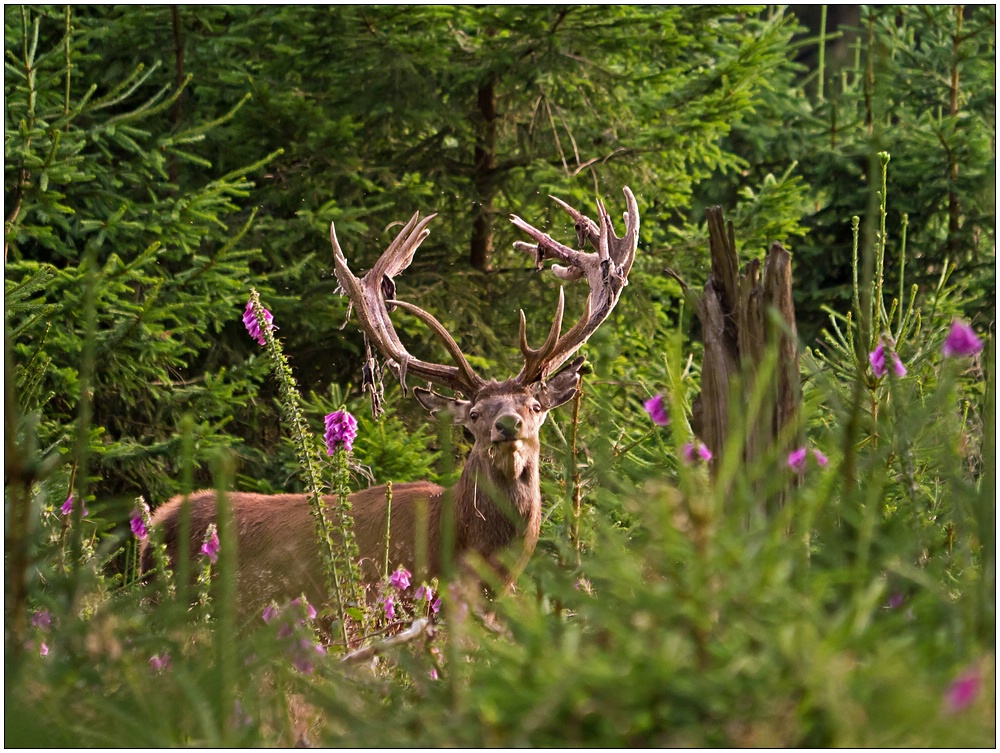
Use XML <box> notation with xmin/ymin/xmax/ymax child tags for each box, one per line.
<box><xmin>5</xmin><ymin>159</ymin><xmax>994</xmax><ymax>746</ymax></box>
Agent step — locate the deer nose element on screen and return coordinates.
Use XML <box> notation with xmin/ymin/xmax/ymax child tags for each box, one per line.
<box><xmin>494</xmin><ymin>414</ymin><xmax>522</xmax><ymax>440</ymax></box>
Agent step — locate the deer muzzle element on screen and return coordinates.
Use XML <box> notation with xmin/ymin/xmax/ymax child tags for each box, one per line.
<box><xmin>492</xmin><ymin>413</ymin><xmax>523</xmax><ymax>443</ymax></box>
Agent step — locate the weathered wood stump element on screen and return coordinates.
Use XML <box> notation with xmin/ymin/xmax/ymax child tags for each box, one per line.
<box><xmin>693</xmin><ymin>207</ymin><xmax>802</xmax><ymax>505</ymax></box>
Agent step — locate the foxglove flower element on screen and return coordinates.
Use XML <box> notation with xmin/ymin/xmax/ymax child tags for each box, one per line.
<box><xmin>787</xmin><ymin>447</ymin><xmax>808</xmax><ymax>473</ymax></box>
<box><xmin>390</xmin><ymin>567</ymin><xmax>412</xmax><ymax>591</ymax></box>
<box><xmin>149</xmin><ymin>653</ymin><xmax>172</xmax><ymax>673</ymax></box>
<box><xmin>682</xmin><ymin>441</ymin><xmax>713</xmax><ymax>465</ymax></box>
<box><xmin>383</xmin><ymin>596</ymin><xmax>396</xmax><ymax>621</ymax></box>
<box><xmin>944</xmin><ymin>667</ymin><xmax>981</xmax><ymax>714</ymax></box>
<box><xmin>290</xmin><ymin>638</ymin><xmax>326</xmax><ymax>674</ymax></box>
<box><xmin>61</xmin><ymin>493</ymin><xmax>88</xmax><ymax>517</ymax></box>
<box><xmin>262</xmin><ymin>604</ymin><xmax>280</xmax><ymax>624</ymax></box>
<box><xmin>130</xmin><ymin>511</ymin><xmax>148</xmax><ymax>540</ymax></box>
<box><xmin>243</xmin><ymin>299</ymin><xmax>274</xmax><ymax>346</ymax></box>
<box><xmin>414</xmin><ymin>585</ymin><xmax>434</xmax><ymax>603</ymax></box>
<box><xmin>431</xmin><ymin>598</ymin><xmax>442</xmax><ymax>615</ymax></box>
<box><xmin>290</xmin><ymin>596</ymin><xmax>317</xmax><ymax>621</ymax></box>
<box><xmin>200</xmin><ymin>527</ymin><xmax>220</xmax><ymax>564</ymax></box>
<box><xmin>869</xmin><ymin>342</ymin><xmax>907</xmax><ymax>378</ymax></box>
<box><xmin>325</xmin><ymin>410</ymin><xmax>359</xmax><ymax>455</ymax></box>
<box><xmin>39</xmin><ymin>642</ymin><xmax>50</xmax><ymax>657</ymax></box>
<box><xmin>812</xmin><ymin>449</ymin><xmax>829</xmax><ymax>468</ymax></box>
<box><xmin>942</xmin><ymin>319</ymin><xmax>983</xmax><ymax>358</ymax></box>
<box><xmin>643</xmin><ymin>394</ymin><xmax>669</xmax><ymax>426</ymax></box>
<box><xmin>31</xmin><ymin>609</ymin><xmax>52</xmax><ymax>631</ymax></box>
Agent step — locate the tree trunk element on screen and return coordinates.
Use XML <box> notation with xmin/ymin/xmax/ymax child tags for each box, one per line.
<box><xmin>470</xmin><ymin>77</ymin><xmax>497</xmax><ymax>272</ymax></box>
<box><xmin>693</xmin><ymin>207</ymin><xmax>802</xmax><ymax>510</ymax></box>
<box><xmin>169</xmin><ymin>6</ymin><xmax>185</xmax><ymax>185</ymax></box>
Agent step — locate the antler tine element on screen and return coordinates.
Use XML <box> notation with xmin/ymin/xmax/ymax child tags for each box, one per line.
<box><xmin>510</xmin><ymin>186</ymin><xmax>640</xmax><ymax>381</ymax></box>
<box><xmin>596</xmin><ymin>197</ymin><xmax>611</xmax><ymax>263</ymax></box>
<box><xmin>515</xmin><ymin>287</ymin><xmax>565</xmax><ymax>385</ymax></box>
<box><xmin>550</xmin><ymin>194</ymin><xmax>600</xmax><ymax>250</ymax></box>
<box><xmin>332</xmin><ymin>216</ymin><xmax>486</xmax><ymax>397</ymax></box>
<box><xmin>612</xmin><ymin>185</ymin><xmax>640</xmax><ymax>277</ymax></box>
<box><xmin>371</xmin><ymin>211</ymin><xmax>434</xmax><ymax>281</ymax></box>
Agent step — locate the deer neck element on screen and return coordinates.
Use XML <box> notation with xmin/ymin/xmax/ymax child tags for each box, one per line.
<box><xmin>452</xmin><ymin>438</ymin><xmax>542</xmax><ymax>558</ymax></box>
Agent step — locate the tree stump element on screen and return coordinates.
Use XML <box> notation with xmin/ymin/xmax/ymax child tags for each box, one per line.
<box><xmin>693</xmin><ymin>207</ymin><xmax>802</xmax><ymax>503</ymax></box>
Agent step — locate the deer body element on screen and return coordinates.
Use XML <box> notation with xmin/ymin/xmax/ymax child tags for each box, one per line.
<box><xmin>143</xmin><ymin>379</ymin><xmax>578</xmax><ymax>615</ymax></box>
<box><xmin>142</xmin><ymin>187</ymin><xmax>639</xmax><ymax>618</ymax></box>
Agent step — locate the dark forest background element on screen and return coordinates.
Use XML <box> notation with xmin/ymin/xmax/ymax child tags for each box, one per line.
<box><xmin>7</xmin><ymin>5</ymin><xmax>994</xmax><ymax>505</ymax></box>
<box><xmin>5</xmin><ymin>6</ymin><xmax>995</xmax><ymax>746</ymax></box>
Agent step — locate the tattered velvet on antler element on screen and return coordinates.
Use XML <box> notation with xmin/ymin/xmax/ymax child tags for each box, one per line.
<box><xmin>508</xmin><ymin>186</ymin><xmax>640</xmax><ymax>384</ymax></box>
<box><xmin>331</xmin><ymin>186</ymin><xmax>638</xmax><ymax>396</ymax></box>
<box><xmin>331</xmin><ymin>213</ymin><xmax>487</xmax><ymax>397</ymax></box>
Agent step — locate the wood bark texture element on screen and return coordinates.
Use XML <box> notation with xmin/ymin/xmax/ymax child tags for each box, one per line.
<box><xmin>694</xmin><ymin>206</ymin><xmax>802</xmax><ymax>502</ymax></box>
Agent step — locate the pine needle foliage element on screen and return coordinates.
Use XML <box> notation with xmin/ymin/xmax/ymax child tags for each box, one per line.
<box><xmin>5</xmin><ymin>5</ymin><xmax>994</xmax><ymax>748</ymax></box>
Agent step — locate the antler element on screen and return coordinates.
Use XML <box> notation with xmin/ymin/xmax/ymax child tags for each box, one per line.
<box><xmin>332</xmin><ymin>213</ymin><xmax>487</xmax><ymax>397</ymax></box>
<box><xmin>509</xmin><ymin>186</ymin><xmax>640</xmax><ymax>385</ymax></box>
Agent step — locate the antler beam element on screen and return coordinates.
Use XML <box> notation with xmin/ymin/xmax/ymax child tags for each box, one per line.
<box><xmin>332</xmin><ymin>213</ymin><xmax>487</xmax><ymax>396</ymax></box>
<box><xmin>509</xmin><ymin>186</ymin><xmax>640</xmax><ymax>384</ymax></box>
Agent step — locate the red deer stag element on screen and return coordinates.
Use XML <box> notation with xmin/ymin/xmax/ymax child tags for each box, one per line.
<box><xmin>142</xmin><ymin>187</ymin><xmax>639</xmax><ymax>616</ymax></box>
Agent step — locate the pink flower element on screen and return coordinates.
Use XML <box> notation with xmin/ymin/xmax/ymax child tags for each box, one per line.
<box><xmin>290</xmin><ymin>597</ymin><xmax>317</xmax><ymax>621</ymax></box>
<box><xmin>787</xmin><ymin>447</ymin><xmax>808</xmax><ymax>473</ymax></box>
<box><xmin>869</xmin><ymin>342</ymin><xmax>906</xmax><ymax>378</ymax></box>
<box><xmin>130</xmin><ymin>512</ymin><xmax>148</xmax><ymax>540</ymax></box>
<box><xmin>414</xmin><ymin>585</ymin><xmax>434</xmax><ymax>602</ymax></box>
<box><xmin>325</xmin><ymin>410</ymin><xmax>359</xmax><ymax>455</ymax></box>
<box><xmin>415</xmin><ymin>587</ymin><xmax>442</xmax><ymax>613</ymax></box>
<box><xmin>290</xmin><ymin>638</ymin><xmax>326</xmax><ymax>674</ymax></box>
<box><xmin>429</xmin><ymin>668</ymin><xmax>439</xmax><ymax>680</ymax></box>
<box><xmin>200</xmin><ymin>527</ymin><xmax>220</xmax><ymax>563</ymax></box>
<box><xmin>383</xmin><ymin>596</ymin><xmax>396</xmax><ymax>621</ymax></box>
<box><xmin>390</xmin><ymin>567</ymin><xmax>412</xmax><ymax>591</ymax></box>
<box><xmin>61</xmin><ymin>493</ymin><xmax>88</xmax><ymax>517</ymax></box>
<box><xmin>39</xmin><ymin>641</ymin><xmax>49</xmax><ymax>657</ymax></box>
<box><xmin>886</xmin><ymin>592</ymin><xmax>904</xmax><ymax>609</ymax></box>
<box><xmin>149</xmin><ymin>653</ymin><xmax>172</xmax><ymax>672</ymax></box>
<box><xmin>31</xmin><ymin>609</ymin><xmax>52</xmax><ymax>631</ymax></box>
<box><xmin>643</xmin><ymin>394</ymin><xmax>669</xmax><ymax>426</ymax></box>
<box><xmin>682</xmin><ymin>441</ymin><xmax>713</xmax><ymax>465</ymax></box>
<box><xmin>942</xmin><ymin>319</ymin><xmax>983</xmax><ymax>358</ymax></box>
<box><xmin>788</xmin><ymin>446</ymin><xmax>829</xmax><ymax>473</ymax></box>
<box><xmin>944</xmin><ymin>667</ymin><xmax>981</xmax><ymax>714</ymax></box>
<box><xmin>243</xmin><ymin>299</ymin><xmax>275</xmax><ymax>346</ymax></box>
<box><xmin>262</xmin><ymin>604</ymin><xmax>280</xmax><ymax>624</ymax></box>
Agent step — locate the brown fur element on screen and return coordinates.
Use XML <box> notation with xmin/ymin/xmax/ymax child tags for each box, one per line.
<box><xmin>140</xmin><ymin>363</ymin><xmax>582</xmax><ymax>617</ymax></box>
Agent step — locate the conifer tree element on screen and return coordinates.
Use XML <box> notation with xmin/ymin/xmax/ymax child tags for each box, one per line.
<box><xmin>5</xmin><ymin>6</ymin><xmax>278</xmax><ymax>503</ymax></box>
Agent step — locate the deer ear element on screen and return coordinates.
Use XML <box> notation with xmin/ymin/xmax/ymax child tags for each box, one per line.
<box><xmin>413</xmin><ymin>387</ymin><xmax>472</xmax><ymax>425</ymax></box>
<box><xmin>532</xmin><ymin>356</ymin><xmax>586</xmax><ymax>410</ymax></box>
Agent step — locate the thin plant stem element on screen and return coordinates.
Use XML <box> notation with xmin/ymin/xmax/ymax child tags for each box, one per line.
<box><xmin>817</xmin><ymin>5</ymin><xmax>827</xmax><ymax>102</ymax></box>
<box><xmin>67</xmin><ymin>248</ymin><xmax>98</xmax><ymax>614</ymax></box>
<box><xmin>249</xmin><ymin>288</ymin><xmax>349</xmax><ymax>646</ymax></box>
<box><xmin>383</xmin><ymin>481</ymin><xmax>393</xmax><ymax>577</ymax></box>
<box><xmin>569</xmin><ymin>373</ymin><xmax>584</xmax><ymax>561</ymax></box>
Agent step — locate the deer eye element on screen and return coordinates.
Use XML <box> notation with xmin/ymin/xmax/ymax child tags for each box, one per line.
<box><xmin>470</xmin><ymin>411</ymin><xmax>480</xmax><ymax>422</ymax></box>
<box><xmin>530</xmin><ymin>402</ymin><xmax>542</xmax><ymax>413</ymax></box>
